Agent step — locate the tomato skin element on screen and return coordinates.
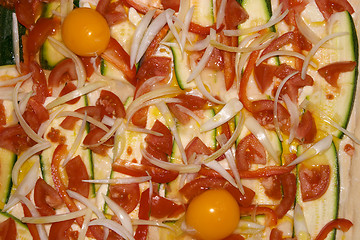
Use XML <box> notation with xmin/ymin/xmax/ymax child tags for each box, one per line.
<box><xmin>0</xmin><ymin>101</ymin><xmax>6</xmax><ymax>126</ymax></box>
<box><xmin>261</xmin><ymin>175</ymin><xmax>282</xmax><ymax>200</ymax></box>
<box><xmin>15</xmin><ymin>0</ymin><xmax>40</xmax><ymax>29</ymax></box>
<box><xmin>275</xmin><ymin>173</ymin><xmax>297</xmax><ymax>219</ymax></box>
<box><xmin>34</xmin><ymin>178</ymin><xmax>63</xmax><ymax>216</ymax></box>
<box><xmin>60</xmin><ymin>106</ymin><xmax>104</xmax><ymax>130</ymax></box>
<box><xmin>314</xmin><ymin>218</ymin><xmax>353</xmax><ymax>240</ymax></box>
<box><xmin>48</xmin><ymin>59</ymin><xmax>77</xmax><ymax>88</ymax></box>
<box><xmin>27</xmin><ymin>17</ymin><xmax>60</xmax><ymax>61</ymax></box>
<box><xmin>315</xmin><ymin>0</ymin><xmax>354</xmax><ymax>20</ymax></box>
<box><xmin>112</xmin><ymin>162</ymin><xmax>179</xmax><ymax>183</ymax></box>
<box><xmin>65</xmin><ymin>155</ymin><xmax>90</xmax><ymax>198</ymax></box>
<box><xmin>135</xmin><ymin>188</ymin><xmax>151</xmax><ymax>240</ymax></box>
<box><xmin>185</xmin><ymin>137</ymin><xmax>213</xmax><ymax>160</ymax></box>
<box><xmin>254</xmin><ymin>63</ymin><xmax>277</xmax><ymax>93</ymax></box>
<box><xmin>219</xmin><ymin>32</ymin><xmax>236</xmax><ymax>90</ymax></box>
<box><xmin>96</xmin><ymin>90</ymin><xmax>126</xmax><ymax>118</ymax></box>
<box><xmin>109</xmin><ymin>183</ymin><xmax>140</xmax><ymax>214</ymax></box>
<box><xmin>318</xmin><ymin>61</ymin><xmax>356</xmax><ymax>87</ymax></box>
<box><xmin>83</xmin><ymin>127</ymin><xmax>113</xmax><ymax>156</ymax></box>
<box><xmin>22</xmin><ymin>202</ymin><xmax>41</xmax><ymax>240</ymax></box>
<box><xmin>102</xmin><ymin>38</ymin><xmax>136</xmax><ymax>86</ymax></box>
<box><xmin>23</xmin><ymin>97</ymin><xmax>50</xmax><ymax>132</ymax></box>
<box><xmin>96</xmin><ymin>0</ymin><xmax>127</xmax><ymax>26</ymax></box>
<box><xmin>149</xmin><ymin>191</ymin><xmax>185</xmax><ymax>218</ymax></box>
<box><xmin>296</xmin><ymin>111</ymin><xmax>317</xmax><ymax>144</ymax></box>
<box><xmin>222</xmin><ymin>234</ymin><xmax>245</xmax><ymax>240</ymax></box>
<box><xmin>0</xmin><ymin>218</ymin><xmax>16</xmax><ymax>240</ymax></box>
<box><xmin>235</xmin><ymin>133</ymin><xmax>266</xmax><ymax>171</ymax></box>
<box><xmin>79</xmin><ymin>56</ymin><xmax>100</xmax><ymax>78</ymax></box>
<box><xmin>161</xmin><ymin>0</ymin><xmax>180</xmax><ymax>11</ymax></box>
<box><xmin>299</xmin><ymin>164</ymin><xmax>330</xmax><ymax>202</ymax></box>
<box><xmin>224</xmin><ymin>0</ymin><xmax>249</xmax><ymax>30</ymax></box>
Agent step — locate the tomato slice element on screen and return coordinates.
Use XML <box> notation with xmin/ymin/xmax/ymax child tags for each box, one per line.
<box><xmin>109</xmin><ymin>183</ymin><xmax>140</xmax><ymax>214</ymax></box>
<box><xmin>222</xmin><ymin>234</ymin><xmax>245</xmax><ymax>240</ymax></box>
<box><xmin>29</xmin><ymin>61</ymin><xmax>49</xmax><ymax>104</ymax></box>
<box><xmin>179</xmin><ymin>177</ymin><xmax>255</xmax><ymax>207</ymax></box>
<box><xmin>254</xmin><ymin>63</ymin><xmax>277</xmax><ymax>93</ymax></box>
<box><xmin>102</xmin><ymin>38</ymin><xmax>136</xmax><ymax>86</ymax></box>
<box><xmin>48</xmin><ymin>59</ymin><xmax>77</xmax><ymax>88</ymax></box>
<box><xmin>220</xmin><ymin>33</ymin><xmax>236</xmax><ymax>90</ymax></box>
<box><xmin>299</xmin><ymin>164</ymin><xmax>330</xmax><ymax>202</ymax></box>
<box><xmin>96</xmin><ymin>0</ymin><xmax>127</xmax><ymax>26</ymax></box>
<box><xmin>314</xmin><ymin>218</ymin><xmax>353</xmax><ymax>240</ymax></box>
<box><xmin>270</xmin><ymin>228</ymin><xmax>283</xmax><ymax>240</ymax></box>
<box><xmin>185</xmin><ymin>137</ymin><xmax>213</xmax><ymax>160</ymax></box>
<box><xmin>235</xmin><ymin>133</ymin><xmax>266</xmax><ymax>171</ymax></box>
<box><xmin>134</xmin><ymin>188</ymin><xmax>151</xmax><ymax>240</ymax></box>
<box><xmin>96</xmin><ymin>90</ymin><xmax>126</xmax><ymax>118</ymax></box>
<box><xmin>22</xmin><ymin>203</ymin><xmax>40</xmax><ymax>240</ymax></box>
<box><xmin>65</xmin><ymin>155</ymin><xmax>90</xmax><ymax>198</ymax></box>
<box><xmin>83</xmin><ymin>127</ymin><xmax>113</xmax><ymax>156</ymax></box>
<box><xmin>0</xmin><ymin>218</ymin><xmax>16</xmax><ymax>240</ymax></box>
<box><xmin>79</xmin><ymin>56</ymin><xmax>100</xmax><ymax>78</ymax></box>
<box><xmin>48</xmin><ymin>220</ymin><xmax>75</xmax><ymax>240</ymax></box>
<box><xmin>280</xmin><ymin>0</ymin><xmax>308</xmax><ymax>26</ymax></box>
<box><xmin>224</xmin><ymin>0</ymin><xmax>249</xmax><ymax>30</ymax></box>
<box><xmin>274</xmin><ymin>173</ymin><xmax>296</xmax><ymax>219</ymax></box>
<box><xmin>34</xmin><ymin>178</ymin><xmax>63</xmax><ymax>216</ymax></box>
<box><xmin>161</xmin><ymin>0</ymin><xmax>180</xmax><ymax>11</ymax></box>
<box><xmin>261</xmin><ymin>175</ymin><xmax>282</xmax><ymax>200</ymax></box>
<box><xmin>296</xmin><ymin>111</ymin><xmax>317</xmax><ymax>144</ymax></box>
<box><xmin>112</xmin><ymin>162</ymin><xmax>179</xmax><ymax>183</ymax></box>
<box><xmin>23</xmin><ymin>97</ymin><xmax>50</xmax><ymax>132</ymax></box>
<box><xmin>315</xmin><ymin>0</ymin><xmax>354</xmax><ymax>20</ymax></box>
<box><xmin>27</xmin><ymin>17</ymin><xmax>60</xmax><ymax>61</ymax></box>
<box><xmin>145</xmin><ymin>120</ymin><xmax>173</xmax><ymax>155</ymax></box>
<box><xmin>318</xmin><ymin>61</ymin><xmax>356</xmax><ymax>87</ymax></box>
<box><xmin>149</xmin><ymin>190</ymin><xmax>185</xmax><ymax>218</ymax></box>
<box><xmin>60</xmin><ymin>106</ymin><xmax>104</xmax><ymax>130</ymax></box>
<box><xmin>0</xmin><ymin>124</ymin><xmax>35</xmax><ymax>154</ymax></box>
<box><xmin>239</xmin><ymin>206</ymin><xmax>278</xmax><ymax>226</ymax></box>
<box><xmin>0</xmin><ymin>101</ymin><xmax>6</xmax><ymax>126</ymax></box>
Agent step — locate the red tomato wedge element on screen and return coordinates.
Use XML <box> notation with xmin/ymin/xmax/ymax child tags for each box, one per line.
<box><xmin>34</xmin><ymin>178</ymin><xmax>63</xmax><ymax>216</ymax></box>
<box><xmin>0</xmin><ymin>125</ymin><xmax>35</xmax><ymax>154</ymax></box>
<box><xmin>299</xmin><ymin>164</ymin><xmax>330</xmax><ymax>202</ymax></box>
<box><xmin>144</xmin><ymin>120</ymin><xmax>173</xmax><ymax>155</ymax></box>
<box><xmin>275</xmin><ymin>173</ymin><xmax>297</xmax><ymax>219</ymax></box>
<box><xmin>161</xmin><ymin>0</ymin><xmax>180</xmax><ymax>11</ymax></box>
<box><xmin>315</xmin><ymin>0</ymin><xmax>354</xmax><ymax>20</ymax></box>
<box><xmin>235</xmin><ymin>133</ymin><xmax>266</xmax><ymax>171</ymax></box>
<box><xmin>29</xmin><ymin>61</ymin><xmax>49</xmax><ymax>104</ymax></box>
<box><xmin>48</xmin><ymin>219</ymin><xmax>74</xmax><ymax>240</ymax></box>
<box><xmin>270</xmin><ymin>228</ymin><xmax>284</xmax><ymax>240</ymax></box>
<box><xmin>261</xmin><ymin>175</ymin><xmax>282</xmax><ymax>200</ymax></box>
<box><xmin>185</xmin><ymin>137</ymin><xmax>213</xmax><ymax>160</ymax></box>
<box><xmin>296</xmin><ymin>111</ymin><xmax>317</xmax><ymax>143</ymax></box>
<box><xmin>59</xmin><ymin>82</ymin><xmax>80</xmax><ymax>105</ymax></box>
<box><xmin>48</xmin><ymin>58</ymin><xmax>77</xmax><ymax>88</ymax></box>
<box><xmin>224</xmin><ymin>0</ymin><xmax>249</xmax><ymax>30</ymax></box>
<box><xmin>109</xmin><ymin>183</ymin><xmax>140</xmax><ymax>214</ymax></box>
<box><xmin>318</xmin><ymin>61</ymin><xmax>356</xmax><ymax>87</ymax></box>
<box><xmin>60</xmin><ymin>106</ymin><xmax>104</xmax><ymax>130</ymax></box>
<box><xmin>149</xmin><ymin>190</ymin><xmax>185</xmax><ymax>218</ymax></box>
<box><xmin>0</xmin><ymin>101</ymin><xmax>6</xmax><ymax>126</ymax></box>
<box><xmin>65</xmin><ymin>155</ymin><xmax>90</xmax><ymax>198</ymax></box>
<box><xmin>314</xmin><ymin>218</ymin><xmax>353</xmax><ymax>240</ymax></box>
<box><xmin>0</xmin><ymin>218</ymin><xmax>16</xmax><ymax>240</ymax></box>
<box><xmin>22</xmin><ymin>202</ymin><xmax>40</xmax><ymax>240</ymax></box>
<box><xmin>101</xmin><ymin>38</ymin><xmax>136</xmax><ymax>86</ymax></box>
<box><xmin>254</xmin><ymin>63</ymin><xmax>277</xmax><ymax>93</ymax></box>
<box><xmin>96</xmin><ymin>90</ymin><xmax>126</xmax><ymax>118</ymax></box>
<box><xmin>96</xmin><ymin>0</ymin><xmax>127</xmax><ymax>26</ymax></box>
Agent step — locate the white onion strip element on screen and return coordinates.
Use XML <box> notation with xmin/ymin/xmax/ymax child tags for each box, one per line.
<box><xmin>103</xmin><ymin>195</ymin><xmax>133</xmax><ymax>235</ymax></box>
<box><xmin>19</xmin><ymin>91</ymin><xmax>32</xmax><ymax>115</ymax></box>
<box><xmin>274</xmin><ymin>71</ymin><xmax>298</xmax><ymax>141</ymax></box>
<box><xmin>185</xmin><ymin>35</ymin><xmax>210</xmax><ymax>51</ymax></box>
<box><xmin>156</xmin><ymin>101</ymin><xmax>188</xmax><ymax>164</ymax></box>
<box><xmin>18</xmin><ymin>196</ymin><xmax>48</xmax><ymax>240</ymax></box>
<box><xmin>295</xmin><ymin>14</ymin><xmax>321</xmax><ymax>45</ymax></box>
<box><xmin>113</xmin><ymin>120</ymin><xmax>127</xmax><ymax>160</ymax></box>
<box><xmin>48</xmin><ymin>36</ymin><xmax>86</xmax><ymax>87</ymax></box>
<box><xmin>12</xmin><ymin>12</ymin><xmax>21</xmax><ymax>73</ymax></box>
<box><xmin>256</xmin><ymin>50</ymin><xmax>317</xmax><ymax>68</ymax></box>
<box><xmin>187</xmin><ymin>41</ymin><xmax>214</xmax><ymax>83</ymax></box>
<box><xmin>301</xmin><ymin>32</ymin><xmax>348</xmax><ymax>79</ymax></box>
<box><xmin>201</xmin><ymin>98</ymin><xmax>243</xmax><ymax>132</ymax></box>
<box><xmin>136</xmin><ymin>9</ymin><xmax>175</xmax><ymax>63</ymax></box>
<box><xmin>12</xmin><ymin>142</ymin><xmax>51</xmax><ymax>186</ymax></box>
<box><xmin>132</xmin><ymin>219</ymin><xmax>173</xmax><ymax>230</ymax></box>
<box><xmin>180</xmin><ymin>6</ymin><xmax>194</xmax><ymax>53</ymax></box>
<box><xmin>46</xmin><ymin>81</ymin><xmax>108</xmax><ymax>109</ymax></box>
<box><xmin>88</xmin><ymin>219</ymin><xmax>135</xmax><ymax>240</ymax></box>
<box><xmin>13</xmin><ymin>82</ymin><xmax>45</xmax><ymax>144</ymax></box>
<box><xmin>194</xmin><ymin>67</ymin><xmax>225</xmax><ymax>104</ymax></box>
<box><xmin>245</xmin><ymin>116</ymin><xmax>280</xmax><ymax>163</ymax></box>
<box><xmin>84</xmin><ymin>118</ymin><xmax>123</xmax><ymax>148</ymax></box>
<box><xmin>83</xmin><ymin>176</ymin><xmax>151</xmax><ymax>184</ymax></box>
<box><xmin>126</xmin><ymin>126</ymin><xmax>163</xmax><ymax>136</ymax></box>
<box><xmin>294</xmin><ymin>203</ymin><xmax>311</xmax><ymax>239</ymax></box>
<box><xmin>173</xmin><ymin>104</ymin><xmax>202</xmax><ymax>124</ymax></box>
<box><xmin>216</xmin><ymin>0</ymin><xmax>227</xmax><ymax>29</ymax></box>
<box><xmin>283</xmin><ymin>94</ymin><xmax>299</xmax><ymax>144</ymax></box>
<box><xmin>224</xmin><ymin>8</ymin><xmax>288</xmax><ymax>36</ymax></box>
<box><xmin>4</xmin><ymin>161</ymin><xmax>40</xmax><ymax>212</ymax></box>
<box><xmin>205</xmin><ymin>160</ymin><xmax>237</xmax><ymax>187</ymax></box>
<box><xmin>203</xmin><ymin>113</ymin><xmax>244</xmax><ymax>163</ymax></box>
<box><xmin>135</xmin><ymin>76</ymin><xmax>165</xmax><ymax>98</ymax></box>
<box><xmin>0</xmin><ymin>73</ymin><xmax>31</xmax><ymax>87</ymax></box>
<box><xmin>141</xmin><ymin>147</ymin><xmax>199</xmax><ymax>173</ymax></box>
<box><xmin>78</xmin><ymin>209</ymin><xmax>93</xmax><ymax>240</ymax></box>
<box><xmin>130</xmin><ymin>9</ymin><xmax>156</xmax><ymax>67</ymax></box>
<box><xmin>63</xmin><ymin>112</ymin><xmax>87</xmax><ymax>166</ymax></box>
<box><xmin>57</xmin><ymin>111</ymin><xmax>109</xmax><ymax>132</ymax></box>
<box><xmin>67</xmin><ymin>190</ymin><xmax>105</xmax><ymax>219</ymax></box>
<box><xmin>217</xmin><ymin>134</ymin><xmax>244</xmax><ymax>194</ymax></box>
<box><xmin>288</xmin><ymin>135</ymin><xmax>333</xmax><ymax>166</ymax></box>
<box><xmin>22</xmin><ymin>208</ymin><xmax>89</xmax><ymax>224</ymax></box>
<box><xmin>166</xmin><ymin>11</ymin><xmax>183</xmax><ymax>52</ymax></box>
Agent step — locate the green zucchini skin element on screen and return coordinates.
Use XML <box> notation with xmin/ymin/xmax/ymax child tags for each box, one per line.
<box><xmin>0</xmin><ymin>6</ymin><xmax>25</xmax><ymax>66</ymax></box>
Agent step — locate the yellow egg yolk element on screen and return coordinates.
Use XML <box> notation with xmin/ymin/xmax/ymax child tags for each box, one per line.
<box><xmin>185</xmin><ymin>189</ymin><xmax>240</xmax><ymax>240</ymax></box>
<box><xmin>61</xmin><ymin>8</ymin><xmax>110</xmax><ymax>56</ymax></box>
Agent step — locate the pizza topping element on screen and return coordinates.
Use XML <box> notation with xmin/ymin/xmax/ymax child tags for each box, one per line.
<box><xmin>315</xmin><ymin>0</ymin><xmax>354</xmax><ymax>20</ymax></box>
<box><xmin>274</xmin><ymin>173</ymin><xmax>297</xmax><ymax>219</ymax></box>
<box><xmin>34</xmin><ymin>178</ymin><xmax>63</xmax><ymax>216</ymax></box>
<box><xmin>0</xmin><ymin>218</ymin><xmax>17</xmax><ymax>240</ymax></box>
<box><xmin>314</xmin><ymin>218</ymin><xmax>353</xmax><ymax>240</ymax></box>
<box><xmin>48</xmin><ymin>58</ymin><xmax>77</xmax><ymax>89</ymax></box>
<box><xmin>318</xmin><ymin>61</ymin><xmax>356</xmax><ymax>87</ymax></box>
<box><xmin>299</xmin><ymin>164</ymin><xmax>330</xmax><ymax>201</ymax></box>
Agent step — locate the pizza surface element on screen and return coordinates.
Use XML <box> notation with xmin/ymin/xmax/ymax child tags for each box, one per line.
<box><xmin>0</xmin><ymin>0</ymin><xmax>359</xmax><ymax>239</ymax></box>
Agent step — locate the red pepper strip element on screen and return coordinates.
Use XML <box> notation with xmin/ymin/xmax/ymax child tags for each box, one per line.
<box><xmin>314</xmin><ymin>218</ymin><xmax>353</xmax><ymax>240</ymax></box>
<box><xmin>199</xmin><ymin>165</ymin><xmax>295</xmax><ymax>179</ymax></box>
<box><xmin>51</xmin><ymin>144</ymin><xmax>104</xmax><ymax>240</ymax></box>
<box><xmin>270</xmin><ymin>228</ymin><xmax>283</xmax><ymax>240</ymax></box>
<box><xmin>143</xmin><ymin>26</ymin><xmax>169</xmax><ymax>62</ymax></box>
<box><xmin>238</xmin><ymin>50</ymin><xmax>261</xmax><ymax>111</ymax></box>
<box><xmin>274</xmin><ymin>173</ymin><xmax>297</xmax><ymax>219</ymax></box>
<box><xmin>21</xmin><ymin>202</ymin><xmax>40</xmax><ymax>240</ymax></box>
<box><xmin>239</xmin><ymin>206</ymin><xmax>278</xmax><ymax>227</ymax></box>
<box><xmin>135</xmin><ymin>189</ymin><xmax>151</xmax><ymax>240</ymax></box>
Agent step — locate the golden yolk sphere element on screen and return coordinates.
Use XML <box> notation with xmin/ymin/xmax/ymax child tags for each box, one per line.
<box><xmin>61</xmin><ymin>8</ymin><xmax>110</xmax><ymax>56</ymax></box>
<box><xmin>185</xmin><ymin>189</ymin><xmax>240</xmax><ymax>240</ymax></box>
